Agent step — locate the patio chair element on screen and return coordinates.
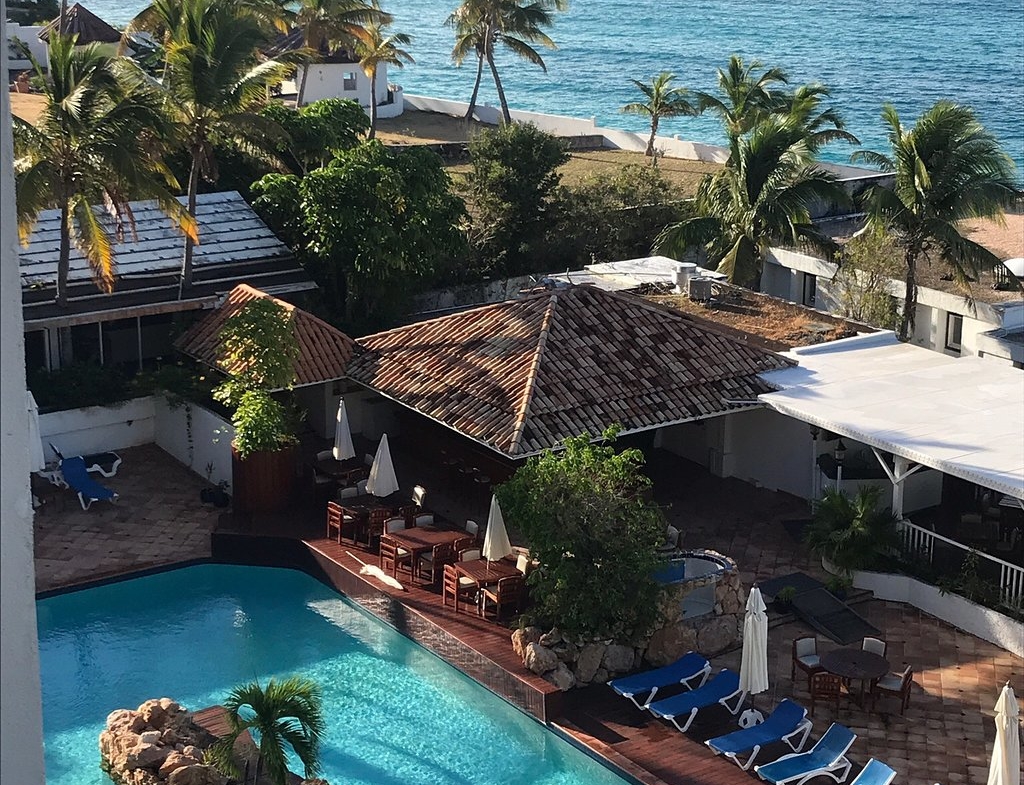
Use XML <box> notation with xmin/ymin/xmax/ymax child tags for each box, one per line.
<box><xmin>385</xmin><ymin>517</ymin><xmax>406</xmax><ymax>534</ymax></box>
<box><xmin>417</xmin><ymin>541</ymin><xmax>456</xmax><ymax>584</ymax></box>
<box><xmin>442</xmin><ymin>564</ymin><xmax>478</xmax><ymax>611</ymax></box>
<box><xmin>465</xmin><ymin>520</ymin><xmax>480</xmax><ymax>541</ymax></box>
<box><xmin>338</xmin><ymin>486</ymin><xmax>360</xmax><ymax>500</ymax></box>
<box><xmin>50</xmin><ymin>443</ymin><xmax>122</xmax><ymax>478</ymax></box>
<box><xmin>399</xmin><ymin>504</ymin><xmax>418</xmax><ymax>525</ymax></box>
<box><xmin>706</xmin><ymin>699</ymin><xmax>812</xmax><ymax>770</ymax></box>
<box><xmin>647</xmin><ymin>669</ymin><xmax>745</xmax><ymax>733</ymax></box>
<box><xmin>59</xmin><ymin>456</ymin><xmax>118</xmax><ymax>510</ymax></box>
<box><xmin>791</xmin><ymin>636</ymin><xmax>823</xmax><ymax>690</ymax></box>
<box><xmin>365</xmin><ymin>508</ymin><xmax>390</xmax><ymax>546</ymax></box>
<box><xmin>516</xmin><ymin>553</ymin><xmax>531</xmax><ymax>575</ymax></box>
<box><xmin>871</xmin><ymin>665</ymin><xmax>913</xmax><ymax>715</ymax></box>
<box><xmin>459</xmin><ymin>547</ymin><xmax>481</xmax><ymax>562</ymax></box>
<box><xmin>356</xmin><ymin>478</ymin><xmax>368</xmax><ymax>495</ymax></box>
<box><xmin>753</xmin><ymin>722</ymin><xmax>856</xmax><ymax>785</ymax></box>
<box><xmin>609</xmin><ymin>651</ymin><xmax>711</xmax><ymax>710</ymax></box>
<box><xmin>452</xmin><ymin>536</ymin><xmax>475</xmax><ymax>553</ymax></box>
<box><xmin>479</xmin><ymin>574</ymin><xmax>525</xmax><ymax>620</ymax></box>
<box><xmin>809</xmin><ymin>672</ymin><xmax>844</xmax><ymax>716</ymax></box>
<box><xmin>413</xmin><ymin>513</ymin><xmax>434</xmax><ymax>527</ymax></box>
<box><xmin>861</xmin><ymin>637</ymin><xmax>887</xmax><ymax>658</ymax></box>
<box><xmin>379</xmin><ymin>536</ymin><xmax>412</xmax><ymax>578</ymax></box>
<box><xmin>848</xmin><ymin>759</ymin><xmax>896</xmax><ymax>785</ymax></box>
<box><xmin>658</xmin><ymin>524</ymin><xmax>682</xmax><ymax>554</ymax></box>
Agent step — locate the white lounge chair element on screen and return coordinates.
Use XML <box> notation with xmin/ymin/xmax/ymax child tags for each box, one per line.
<box><xmin>647</xmin><ymin>669</ymin><xmax>745</xmax><ymax>733</ymax></box>
<box><xmin>608</xmin><ymin>651</ymin><xmax>711</xmax><ymax>710</ymax></box>
<box><xmin>706</xmin><ymin>698</ymin><xmax>812</xmax><ymax>770</ymax></box>
<box><xmin>754</xmin><ymin>722</ymin><xmax>857</xmax><ymax>785</ymax></box>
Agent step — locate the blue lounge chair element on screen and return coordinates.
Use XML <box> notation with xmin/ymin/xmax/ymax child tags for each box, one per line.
<box><xmin>50</xmin><ymin>443</ymin><xmax>122</xmax><ymax>477</ymax></box>
<box><xmin>849</xmin><ymin>760</ymin><xmax>896</xmax><ymax>785</ymax></box>
<box><xmin>647</xmin><ymin>669</ymin><xmax>745</xmax><ymax>733</ymax></box>
<box><xmin>609</xmin><ymin>652</ymin><xmax>711</xmax><ymax>710</ymax></box>
<box><xmin>754</xmin><ymin>722</ymin><xmax>857</xmax><ymax>785</ymax></box>
<box><xmin>706</xmin><ymin>698</ymin><xmax>813</xmax><ymax>770</ymax></box>
<box><xmin>60</xmin><ymin>456</ymin><xmax>118</xmax><ymax>510</ymax></box>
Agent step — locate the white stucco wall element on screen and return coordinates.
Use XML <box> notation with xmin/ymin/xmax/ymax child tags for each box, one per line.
<box><xmin>297</xmin><ymin>63</ymin><xmax>386</xmax><ymax>107</ymax></box>
<box><xmin>38</xmin><ymin>396</ymin><xmax>157</xmax><ymax>463</ymax></box>
<box><xmin>0</xmin><ymin>10</ymin><xmax>47</xmax><ymax>779</ymax></box>
<box><xmin>723</xmin><ymin>408</ymin><xmax>817</xmax><ymax>499</ymax></box>
<box><xmin>153</xmin><ymin>398</ymin><xmax>234</xmax><ymax>490</ymax></box>
<box><xmin>5</xmin><ymin>22</ymin><xmax>46</xmax><ymax>71</ymax></box>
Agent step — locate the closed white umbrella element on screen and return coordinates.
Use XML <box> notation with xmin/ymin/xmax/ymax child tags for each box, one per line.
<box><xmin>482</xmin><ymin>494</ymin><xmax>513</xmax><ymax>563</ymax></box>
<box><xmin>27</xmin><ymin>391</ymin><xmax>46</xmax><ymax>472</ymax></box>
<box><xmin>987</xmin><ymin>682</ymin><xmax>1020</xmax><ymax>785</ymax></box>
<box><xmin>366</xmin><ymin>433</ymin><xmax>399</xmax><ymax>498</ymax></box>
<box><xmin>739</xmin><ymin>586</ymin><xmax>769</xmax><ymax>697</ymax></box>
<box><xmin>332</xmin><ymin>399</ymin><xmax>355</xmax><ymax>461</ymax></box>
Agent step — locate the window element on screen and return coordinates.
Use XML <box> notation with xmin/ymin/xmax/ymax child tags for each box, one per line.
<box><xmin>801</xmin><ymin>272</ymin><xmax>817</xmax><ymax>307</ymax></box>
<box><xmin>945</xmin><ymin>312</ymin><xmax>963</xmax><ymax>352</ymax></box>
<box><xmin>342</xmin><ymin>72</ymin><xmax>357</xmax><ymax>91</ymax></box>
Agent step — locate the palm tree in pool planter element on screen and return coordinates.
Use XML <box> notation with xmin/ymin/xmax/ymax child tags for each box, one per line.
<box><xmin>621</xmin><ymin>71</ymin><xmax>697</xmax><ymax>160</ymax></box>
<box><xmin>356</xmin><ymin>22</ymin><xmax>413</xmax><ymax>140</ymax></box>
<box><xmin>655</xmin><ymin>115</ymin><xmax>851</xmax><ymax>288</ymax></box>
<box><xmin>851</xmin><ymin>101</ymin><xmax>1021</xmax><ymax>341</ymax></box>
<box><xmin>208</xmin><ymin>676</ymin><xmax>325</xmax><ymax>785</ymax></box>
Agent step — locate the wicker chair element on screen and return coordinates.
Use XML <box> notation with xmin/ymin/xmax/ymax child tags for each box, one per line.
<box><xmin>480</xmin><ymin>575</ymin><xmax>525</xmax><ymax>620</ymax></box>
<box><xmin>792</xmin><ymin>636</ymin><xmax>824</xmax><ymax>690</ymax></box>
<box><xmin>872</xmin><ymin>666</ymin><xmax>913</xmax><ymax>715</ymax></box>
<box><xmin>809</xmin><ymin>672</ymin><xmax>844</xmax><ymax>715</ymax></box>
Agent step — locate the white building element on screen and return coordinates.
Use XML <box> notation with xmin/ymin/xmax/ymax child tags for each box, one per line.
<box><xmin>0</xmin><ymin>12</ymin><xmax>47</xmax><ymax>782</ymax></box>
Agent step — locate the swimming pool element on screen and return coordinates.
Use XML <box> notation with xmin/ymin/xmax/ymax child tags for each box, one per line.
<box><xmin>37</xmin><ymin>564</ymin><xmax>629</xmax><ymax>785</ymax></box>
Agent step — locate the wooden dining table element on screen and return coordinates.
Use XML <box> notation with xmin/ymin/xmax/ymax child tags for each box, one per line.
<box><xmin>387</xmin><ymin>527</ymin><xmax>466</xmax><ymax>564</ymax></box>
<box><xmin>454</xmin><ymin>559</ymin><xmax>521</xmax><ymax>589</ymax></box>
<box><xmin>820</xmin><ymin>648</ymin><xmax>890</xmax><ymax>707</ymax></box>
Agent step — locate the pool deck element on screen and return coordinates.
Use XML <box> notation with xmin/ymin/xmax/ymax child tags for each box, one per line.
<box><xmin>32</xmin><ymin>443</ymin><xmax>1023</xmax><ymax>785</ymax></box>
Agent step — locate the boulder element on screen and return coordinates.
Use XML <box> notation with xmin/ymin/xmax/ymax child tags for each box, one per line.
<box><xmin>601</xmin><ymin>644</ymin><xmax>635</xmax><ymax>674</ymax></box>
<box><xmin>538</xmin><ymin>628</ymin><xmax>562</xmax><ymax>648</ymax></box>
<box><xmin>167</xmin><ymin>764</ymin><xmax>227</xmax><ymax>785</ymax></box>
<box><xmin>696</xmin><ymin>615</ymin><xmax>740</xmax><ymax>655</ymax></box>
<box><xmin>139</xmin><ymin>731</ymin><xmax>162</xmax><ymax>745</ymax></box>
<box><xmin>159</xmin><ymin>752</ymin><xmax>199</xmax><ymax>778</ymax></box>
<box><xmin>645</xmin><ymin>624</ymin><xmax>698</xmax><ymax>667</ymax></box>
<box><xmin>523</xmin><ymin>642</ymin><xmax>559</xmax><ymax>675</ymax></box>
<box><xmin>544</xmin><ymin>663</ymin><xmax>576</xmax><ymax>691</ymax></box>
<box><xmin>138</xmin><ymin>700</ymin><xmax>167</xmax><ymax>730</ymax></box>
<box><xmin>125</xmin><ymin>742</ymin><xmax>171</xmax><ymax>770</ymax></box>
<box><xmin>511</xmin><ymin>626</ymin><xmax>543</xmax><ymax>661</ymax></box>
<box><xmin>181</xmin><ymin>746</ymin><xmax>200</xmax><ymax>760</ymax></box>
<box><xmin>107</xmin><ymin>709</ymin><xmax>146</xmax><ymax>735</ymax></box>
<box><xmin>552</xmin><ymin>641</ymin><xmax>578</xmax><ymax>662</ymax></box>
<box><xmin>574</xmin><ymin>643</ymin><xmax>605</xmax><ymax>684</ymax></box>
<box><xmin>593</xmin><ymin>667</ymin><xmax>610</xmax><ymax>684</ymax></box>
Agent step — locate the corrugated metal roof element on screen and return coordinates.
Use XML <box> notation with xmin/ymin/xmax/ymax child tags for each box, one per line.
<box><xmin>19</xmin><ymin>191</ymin><xmax>294</xmax><ymax>287</ymax></box>
<box><xmin>348</xmin><ymin>285</ymin><xmax>793</xmax><ymax>458</ymax></box>
<box><xmin>176</xmin><ymin>284</ymin><xmax>358</xmax><ymax>387</ymax></box>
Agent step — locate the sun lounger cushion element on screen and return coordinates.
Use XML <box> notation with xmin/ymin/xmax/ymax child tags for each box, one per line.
<box><xmin>754</xmin><ymin>722</ymin><xmax>857</xmax><ymax>785</ymax></box>
<box><xmin>648</xmin><ymin>669</ymin><xmax>744</xmax><ymax>732</ymax></box>
<box><xmin>60</xmin><ymin>456</ymin><xmax>118</xmax><ymax>510</ymax></box>
<box><xmin>706</xmin><ymin>699</ymin><xmax>811</xmax><ymax>770</ymax></box>
<box><xmin>849</xmin><ymin>759</ymin><xmax>896</xmax><ymax>785</ymax></box>
<box><xmin>609</xmin><ymin>651</ymin><xmax>710</xmax><ymax>708</ymax></box>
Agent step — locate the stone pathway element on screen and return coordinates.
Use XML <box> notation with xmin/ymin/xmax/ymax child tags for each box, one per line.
<box><xmin>33</xmin><ymin>444</ymin><xmax>220</xmax><ymax>592</ymax></box>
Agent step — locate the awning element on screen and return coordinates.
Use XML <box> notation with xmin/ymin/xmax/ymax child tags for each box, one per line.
<box><xmin>759</xmin><ymin>333</ymin><xmax>1024</xmax><ymax>500</ymax></box>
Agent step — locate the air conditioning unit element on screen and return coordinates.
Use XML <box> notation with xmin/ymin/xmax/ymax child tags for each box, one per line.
<box><xmin>688</xmin><ymin>277</ymin><xmax>713</xmax><ymax>302</ymax></box>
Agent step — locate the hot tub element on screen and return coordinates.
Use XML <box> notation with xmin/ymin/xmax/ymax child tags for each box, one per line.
<box><xmin>654</xmin><ymin>550</ymin><xmax>732</xmax><ymax>619</ymax></box>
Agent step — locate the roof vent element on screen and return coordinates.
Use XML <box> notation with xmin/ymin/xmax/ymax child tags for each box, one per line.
<box><xmin>674</xmin><ymin>263</ymin><xmax>698</xmax><ymax>294</ymax></box>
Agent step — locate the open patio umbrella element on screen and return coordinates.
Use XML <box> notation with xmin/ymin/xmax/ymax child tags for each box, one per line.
<box><xmin>27</xmin><ymin>391</ymin><xmax>46</xmax><ymax>473</ymax></box>
<box><xmin>987</xmin><ymin>682</ymin><xmax>1020</xmax><ymax>785</ymax></box>
<box><xmin>739</xmin><ymin>586</ymin><xmax>769</xmax><ymax>697</ymax></box>
<box><xmin>366</xmin><ymin>433</ymin><xmax>399</xmax><ymax>498</ymax></box>
<box><xmin>482</xmin><ymin>494</ymin><xmax>513</xmax><ymax>563</ymax></box>
<box><xmin>332</xmin><ymin>399</ymin><xmax>355</xmax><ymax>461</ymax></box>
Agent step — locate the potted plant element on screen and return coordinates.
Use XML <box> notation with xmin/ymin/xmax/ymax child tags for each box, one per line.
<box><xmin>212</xmin><ymin>298</ymin><xmax>300</xmax><ymax>514</ymax></box>
<box><xmin>805</xmin><ymin>485</ymin><xmax>899</xmax><ymax>578</ymax></box>
<box><xmin>773</xmin><ymin>585</ymin><xmax>797</xmax><ymax>612</ymax></box>
<box><xmin>825</xmin><ymin>573</ymin><xmax>853</xmax><ymax>600</ymax></box>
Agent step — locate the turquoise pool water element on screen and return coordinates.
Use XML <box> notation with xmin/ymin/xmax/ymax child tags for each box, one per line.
<box><xmin>37</xmin><ymin>564</ymin><xmax>628</xmax><ymax>785</ymax></box>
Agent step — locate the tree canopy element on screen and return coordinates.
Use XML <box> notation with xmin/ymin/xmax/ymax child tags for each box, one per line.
<box><xmin>497</xmin><ymin>428</ymin><xmax>668</xmax><ymax>641</ymax></box>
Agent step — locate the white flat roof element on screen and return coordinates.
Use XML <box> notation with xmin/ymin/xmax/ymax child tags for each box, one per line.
<box><xmin>548</xmin><ymin>255</ymin><xmax>727</xmax><ymax>291</ymax></box>
<box><xmin>760</xmin><ymin>333</ymin><xmax>1024</xmax><ymax>499</ymax></box>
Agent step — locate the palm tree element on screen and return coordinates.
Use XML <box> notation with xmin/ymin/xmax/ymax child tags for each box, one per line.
<box><xmin>130</xmin><ymin>0</ymin><xmax>289</xmax><ymax>297</ymax></box>
<box><xmin>621</xmin><ymin>71</ymin><xmax>697</xmax><ymax>159</ymax></box>
<box><xmin>851</xmin><ymin>101</ymin><xmax>1021</xmax><ymax>341</ymax></box>
<box><xmin>208</xmin><ymin>676</ymin><xmax>324</xmax><ymax>785</ymax></box>
<box><xmin>694</xmin><ymin>55</ymin><xmax>789</xmax><ymax>147</ymax></box>
<box><xmin>805</xmin><ymin>486</ymin><xmax>898</xmax><ymax>574</ymax></box>
<box><xmin>13</xmin><ymin>33</ymin><xmax>194</xmax><ymax>312</ymax></box>
<box><xmin>779</xmin><ymin>82</ymin><xmax>859</xmax><ymax>155</ymax></box>
<box><xmin>655</xmin><ymin>116</ymin><xmax>850</xmax><ymax>288</ymax></box>
<box><xmin>356</xmin><ymin>22</ymin><xmax>412</xmax><ymax>139</ymax></box>
<box><xmin>447</xmin><ymin>0</ymin><xmax>564</xmax><ymax>125</ymax></box>
<box><xmin>293</xmin><ymin>0</ymin><xmax>391</xmax><ymax>107</ymax></box>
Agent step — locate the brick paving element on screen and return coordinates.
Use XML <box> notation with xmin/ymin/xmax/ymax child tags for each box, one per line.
<box><xmin>32</xmin><ymin>438</ymin><xmax>1022</xmax><ymax>783</ymax></box>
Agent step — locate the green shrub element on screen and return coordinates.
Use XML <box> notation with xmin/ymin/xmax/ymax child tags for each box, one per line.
<box><xmin>28</xmin><ymin>362</ymin><xmax>134</xmax><ymax>411</ymax></box>
<box><xmin>805</xmin><ymin>486</ymin><xmax>898</xmax><ymax>574</ymax></box>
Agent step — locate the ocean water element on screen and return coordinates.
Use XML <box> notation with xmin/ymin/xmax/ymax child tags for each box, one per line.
<box><xmin>84</xmin><ymin>0</ymin><xmax>1024</xmax><ymax>170</ymax></box>
<box><xmin>38</xmin><ymin>564</ymin><xmax>628</xmax><ymax>785</ymax></box>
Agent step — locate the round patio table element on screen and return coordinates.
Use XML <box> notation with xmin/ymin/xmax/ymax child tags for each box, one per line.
<box><xmin>820</xmin><ymin>648</ymin><xmax>889</xmax><ymax>708</ymax></box>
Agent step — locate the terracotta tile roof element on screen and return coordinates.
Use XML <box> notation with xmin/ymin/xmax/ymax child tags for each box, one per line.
<box><xmin>39</xmin><ymin>4</ymin><xmax>122</xmax><ymax>43</ymax></box>
<box><xmin>348</xmin><ymin>285</ymin><xmax>793</xmax><ymax>457</ymax></box>
<box><xmin>176</xmin><ymin>285</ymin><xmax>357</xmax><ymax>387</ymax></box>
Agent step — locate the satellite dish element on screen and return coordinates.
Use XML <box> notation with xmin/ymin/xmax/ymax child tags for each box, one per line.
<box><xmin>1003</xmin><ymin>258</ymin><xmax>1024</xmax><ymax>278</ymax></box>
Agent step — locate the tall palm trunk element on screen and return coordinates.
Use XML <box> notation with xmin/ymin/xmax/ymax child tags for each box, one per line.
<box><xmin>56</xmin><ymin>200</ymin><xmax>71</xmax><ymax>309</ymax></box>
<box><xmin>485</xmin><ymin>41</ymin><xmax>510</xmax><ymax>124</ymax></box>
<box><xmin>179</xmin><ymin>153</ymin><xmax>200</xmax><ymax>299</ymax></box>
<box><xmin>646</xmin><ymin>116</ymin><xmax>659</xmax><ymax>158</ymax></box>
<box><xmin>465</xmin><ymin>48</ymin><xmax>484</xmax><ymax>120</ymax></box>
<box><xmin>898</xmin><ymin>245</ymin><xmax>919</xmax><ymax>342</ymax></box>
<box><xmin>367</xmin><ymin>70</ymin><xmax>378</xmax><ymax>139</ymax></box>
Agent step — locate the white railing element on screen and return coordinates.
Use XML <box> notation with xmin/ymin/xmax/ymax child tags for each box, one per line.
<box><xmin>897</xmin><ymin>519</ymin><xmax>1024</xmax><ymax>609</ymax></box>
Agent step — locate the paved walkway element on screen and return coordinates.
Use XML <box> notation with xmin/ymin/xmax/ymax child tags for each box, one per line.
<box><xmin>32</xmin><ymin>440</ymin><xmax>1022</xmax><ymax>783</ymax></box>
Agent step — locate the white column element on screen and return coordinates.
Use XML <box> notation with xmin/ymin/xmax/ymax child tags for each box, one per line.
<box><xmin>0</xmin><ymin>12</ymin><xmax>47</xmax><ymax>781</ymax></box>
<box><xmin>892</xmin><ymin>455</ymin><xmax>909</xmax><ymax>519</ymax></box>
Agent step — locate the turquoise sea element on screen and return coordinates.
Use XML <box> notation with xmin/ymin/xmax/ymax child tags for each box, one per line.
<box><xmin>86</xmin><ymin>0</ymin><xmax>1024</xmax><ymax>169</ymax></box>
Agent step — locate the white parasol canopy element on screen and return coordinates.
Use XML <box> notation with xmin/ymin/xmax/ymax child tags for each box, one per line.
<box><xmin>739</xmin><ymin>586</ymin><xmax>769</xmax><ymax>696</ymax></box>
<box><xmin>332</xmin><ymin>399</ymin><xmax>355</xmax><ymax>461</ymax></box>
<box><xmin>366</xmin><ymin>433</ymin><xmax>399</xmax><ymax>498</ymax></box>
<box><xmin>987</xmin><ymin>682</ymin><xmax>1020</xmax><ymax>785</ymax></box>
<box><xmin>482</xmin><ymin>494</ymin><xmax>513</xmax><ymax>563</ymax></box>
<box><xmin>27</xmin><ymin>391</ymin><xmax>46</xmax><ymax>472</ymax></box>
